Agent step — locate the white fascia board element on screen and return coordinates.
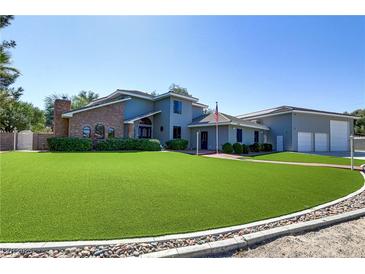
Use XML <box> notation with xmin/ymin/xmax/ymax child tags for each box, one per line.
<box><xmin>188</xmin><ymin>122</ymin><xmax>232</xmax><ymax>128</ymax></box>
<box><xmin>292</xmin><ymin>110</ymin><xmax>359</xmax><ymax>119</ymax></box>
<box><xmin>124</xmin><ymin>110</ymin><xmax>162</xmax><ymax>124</ymax></box>
<box><xmin>231</xmin><ymin>122</ymin><xmax>270</xmax><ymax>131</ymax></box>
<box><xmin>237</xmin><ymin>111</ymin><xmax>292</xmax><ymax>120</ymax></box>
<box><xmin>154</xmin><ymin>92</ymin><xmax>198</xmax><ymax>102</ymax></box>
<box><xmin>192</xmin><ymin>102</ymin><xmax>209</xmax><ymax>108</ymax></box>
<box><xmin>62</xmin><ymin>98</ymin><xmax>131</xmax><ymax>118</ymax></box>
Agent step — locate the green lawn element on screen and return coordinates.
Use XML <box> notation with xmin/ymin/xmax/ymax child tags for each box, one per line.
<box><xmin>243</xmin><ymin>152</ymin><xmax>365</xmax><ymax>166</ymax></box>
<box><xmin>0</xmin><ymin>151</ymin><xmax>363</xmax><ymax>243</ymax></box>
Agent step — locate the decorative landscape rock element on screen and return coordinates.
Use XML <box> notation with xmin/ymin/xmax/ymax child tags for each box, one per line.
<box><xmin>1</xmin><ymin>188</ymin><xmax>364</xmax><ymax>258</ymax></box>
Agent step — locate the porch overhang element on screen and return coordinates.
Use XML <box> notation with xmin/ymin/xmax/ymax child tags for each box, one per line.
<box><xmin>124</xmin><ymin>110</ymin><xmax>162</xmax><ymax>124</ymax></box>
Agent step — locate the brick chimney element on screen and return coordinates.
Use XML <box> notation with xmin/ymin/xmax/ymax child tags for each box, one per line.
<box><xmin>54</xmin><ymin>99</ymin><xmax>71</xmax><ymax>136</ymax></box>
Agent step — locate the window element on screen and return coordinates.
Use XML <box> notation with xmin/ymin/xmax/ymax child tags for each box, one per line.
<box><xmin>108</xmin><ymin>127</ymin><xmax>115</xmax><ymax>138</ymax></box>
<box><xmin>173</xmin><ymin>126</ymin><xmax>181</xmax><ymax>139</ymax></box>
<box><xmin>254</xmin><ymin>131</ymin><xmax>259</xmax><ymax>143</ymax></box>
<box><xmin>236</xmin><ymin>128</ymin><xmax>242</xmax><ymax>143</ymax></box>
<box><xmin>160</xmin><ymin>126</ymin><xmax>164</xmax><ymax>132</ymax></box>
<box><xmin>94</xmin><ymin>124</ymin><xmax>105</xmax><ymax>139</ymax></box>
<box><xmin>82</xmin><ymin>126</ymin><xmax>91</xmax><ymax>138</ymax></box>
<box><xmin>173</xmin><ymin>100</ymin><xmax>182</xmax><ymax>114</ymax></box>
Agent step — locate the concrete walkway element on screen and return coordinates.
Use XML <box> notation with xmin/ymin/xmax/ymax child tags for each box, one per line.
<box><xmin>204</xmin><ymin>153</ymin><xmax>363</xmax><ymax>171</ymax></box>
<box><xmin>231</xmin><ymin>217</ymin><xmax>365</xmax><ymax>258</ymax></box>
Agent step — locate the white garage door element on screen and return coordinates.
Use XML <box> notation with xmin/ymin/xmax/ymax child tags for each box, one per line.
<box><xmin>330</xmin><ymin>120</ymin><xmax>349</xmax><ymax>151</ymax></box>
<box><xmin>298</xmin><ymin>132</ymin><xmax>313</xmax><ymax>152</ymax></box>
<box><xmin>315</xmin><ymin>133</ymin><xmax>328</xmax><ymax>152</ymax></box>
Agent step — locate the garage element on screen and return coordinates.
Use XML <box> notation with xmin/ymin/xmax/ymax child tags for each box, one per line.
<box><xmin>298</xmin><ymin>132</ymin><xmax>312</xmax><ymax>152</ymax></box>
<box><xmin>314</xmin><ymin>133</ymin><xmax>328</xmax><ymax>152</ymax></box>
<box><xmin>330</xmin><ymin>120</ymin><xmax>349</xmax><ymax>151</ymax></box>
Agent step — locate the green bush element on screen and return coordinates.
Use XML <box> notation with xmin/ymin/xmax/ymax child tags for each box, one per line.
<box><xmin>260</xmin><ymin>143</ymin><xmax>273</xmax><ymax>152</ymax></box>
<box><xmin>95</xmin><ymin>138</ymin><xmax>161</xmax><ymax>151</ymax></box>
<box><xmin>47</xmin><ymin>137</ymin><xmax>93</xmax><ymax>152</ymax></box>
<box><xmin>241</xmin><ymin>144</ymin><xmax>249</xmax><ymax>154</ymax></box>
<box><xmin>248</xmin><ymin>143</ymin><xmax>260</xmax><ymax>153</ymax></box>
<box><xmin>222</xmin><ymin>142</ymin><xmax>233</xmax><ymax>154</ymax></box>
<box><xmin>232</xmin><ymin>143</ymin><xmax>243</xmax><ymax>154</ymax></box>
<box><xmin>165</xmin><ymin>139</ymin><xmax>189</xmax><ymax>150</ymax></box>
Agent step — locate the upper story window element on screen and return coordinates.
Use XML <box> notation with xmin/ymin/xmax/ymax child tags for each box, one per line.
<box><xmin>108</xmin><ymin>127</ymin><xmax>115</xmax><ymax>138</ymax></box>
<box><xmin>173</xmin><ymin>100</ymin><xmax>182</xmax><ymax>114</ymax></box>
<box><xmin>173</xmin><ymin>126</ymin><xmax>181</xmax><ymax>139</ymax></box>
<box><xmin>82</xmin><ymin>126</ymin><xmax>91</xmax><ymax>138</ymax></box>
<box><xmin>236</xmin><ymin>128</ymin><xmax>242</xmax><ymax>143</ymax></box>
<box><xmin>254</xmin><ymin>131</ymin><xmax>259</xmax><ymax>143</ymax></box>
<box><xmin>95</xmin><ymin>124</ymin><xmax>105</xmax><ymax>139</ymax></box>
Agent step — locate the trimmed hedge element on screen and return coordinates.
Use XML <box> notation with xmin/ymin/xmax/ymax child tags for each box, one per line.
<box><xmin>165</xmin><ymin>139</ymin><xmax>189</xmax><ymax>150</ymax></box>
<box><xmin>248</xmin><ymin>143</ymin><xmax>260</xmax><ymax>153</ymax></box>
<box><xmin>47</xmin><ymin>137</ymin><xmax>93</xmax><ymax>152</ymax></box>
<box><xmin>242</xmin><ymin>144</ymin><xmax>249</xmax><ymax>154</ymax></box>
<box><xmin>222</xmin><ymin>142</ymin><xmax>233</xmax><ymax>154</ymax></box>
<box><xmin>232</xmin><ymin>143</ymin><xmax>243</xmax><ymax>154</ymax></box>
<box><xmin>260</xmin><ymin>143</ymin><xmax>273</xmax><ymax>152</ymax></box>
<box><xmin>95</xmin><ymin>138</ymin><xmax>161</xmax><ymax>151</ymax></box>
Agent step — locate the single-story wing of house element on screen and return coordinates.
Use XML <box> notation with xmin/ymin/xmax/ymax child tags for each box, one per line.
<box><xmin>53</xmin><ymin>89</ymin><xmax>359</xmax><ymax>152</ymax></box>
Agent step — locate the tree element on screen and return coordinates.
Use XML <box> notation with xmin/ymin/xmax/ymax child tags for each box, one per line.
<box><xmin>0</xmin><ymin>89</ymin><xmax>45</xmax><ymax>132</ymax></box>
<box><xmin>350</xmin><ymin>109</ymin><xmax>365</xmax><ymax>135</ymax></box>
<box><xmin>44</xmin><ymin>93</ymin><xmax>69</xmax><ymax>127</ymax></box>
<box><xmin>0</xmin><ymin>16</ymin><xmax>45</xmax><ymax>132</ymax></box>
<box><xmin>71</xmin><ymin>90</ymin><xmax>99</xmax><ymax>109</ymax></box>
<box><xmin>44</xmin><ymin>91</ymin><xmax>99</xmax><ymax>128</ymax></box>
<box><xmin>169</xmin><ymin>83</ymin><xmax>191</xmax><ymax>97</ymax></box>
<box><xmin>0</xmin><ymin>16</ymin><xmax>21</xmax><ymax>91</ymax></box>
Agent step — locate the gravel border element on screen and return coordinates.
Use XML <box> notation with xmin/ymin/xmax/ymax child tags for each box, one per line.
<box><xmin>1</xmin><ymin>169</ymin><xmax>364</xmax><ymax>258</ymax></box>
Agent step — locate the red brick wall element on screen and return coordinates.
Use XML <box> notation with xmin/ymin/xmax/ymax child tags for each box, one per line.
<box><xmin>68</xmin><ymin>102</ymin><xmax>124</xmax><ymax>139</ymax></box>
<box><xmin>54</xmin><ymin>99</ymin><xmax>71</xmax><ymax>136</ymax></box>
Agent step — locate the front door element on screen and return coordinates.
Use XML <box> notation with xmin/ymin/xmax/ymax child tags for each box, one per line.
<box><xmin>201</xmin><ymin>131</ymin><xmax>208</xmax><ymax>150</ymax></box>
<box><xmin>139</xmin><ymin>126</ymin><xmax>152</xmax><ymax>138</ymax></box>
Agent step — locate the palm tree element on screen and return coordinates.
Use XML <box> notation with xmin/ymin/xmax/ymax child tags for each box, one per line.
<box><xmin>71</xmin><ymin>90</ymin><xmax>99</xmax><ymax>109</ymax></box>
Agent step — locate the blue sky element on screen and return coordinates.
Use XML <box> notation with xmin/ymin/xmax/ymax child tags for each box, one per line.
<box><xmin>2</xmin><ymin>16</ymin><xmax>365</xmax><ymax>115</ymax></box>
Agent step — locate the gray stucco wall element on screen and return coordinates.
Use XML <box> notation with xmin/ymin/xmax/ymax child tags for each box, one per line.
<box><xmin>190</xmin><ymin>126</ymin><xmax>229</xmax><ymax>150</ymax></box>
<box><xmin>227</xmin><ymin>125</ymin><xmax>266</xmax><ymax>145</ymax></box>
<box><xmin>291</xmin><ymin>112</ymin><xmax>354</xmax><ymax>151</ymax></box>
<box><xmin>153</xmin><ymin>98</ymin><xmax>171</xmax><ymax>145</ymax></box>
<box><xmin>256</xmin><ymin>114</ymin><xmax>292</xmax><ymax>151</ymax></box>
<box><xmin>169</xmin><ymin>97</ymin><xmax>193</xmax><ymax>144</ymax></box>
<box><xmin>123</xmin><ymin>97</ymin><xmax>154</xmax><ymax>120</ymax></box>
<box><xmin>192</xmin><ymin>106</ymin><xmax>205</xmax><ymax>119</ymax></box>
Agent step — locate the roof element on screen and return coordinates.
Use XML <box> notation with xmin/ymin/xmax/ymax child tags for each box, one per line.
<box><xmin>188</xmin><ymin>112</ymin><xmax>270</xmax><ymax>130</ymax></box>
<box><xmin>237</xmin><ymin>105</ymin><xmax>359</xmax><ymax>120</ymax></box>
<box><xmin>124</xmin><ymin>110</ymin><xmax>162</xmax><ymax>124</ymax></box>
<box><xmin>86</xmin><ymin>89</ymin><xmax>205</xmax><ymax>107</ymax></box>
<box><xmin>62</xmin><ymin>98</ymin><xmax>131</xmax><ymax>118</ymax></box>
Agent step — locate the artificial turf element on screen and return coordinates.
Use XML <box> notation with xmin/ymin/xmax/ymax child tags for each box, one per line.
<box><xmin>243</xmin><ymin>152</ymin><xmax>365</xmax><ymax>166</ymax></box>
<box><xmin>0</xmin><ymin>151</ymin><xmax>363</xmax><ymax>242</ymax></box>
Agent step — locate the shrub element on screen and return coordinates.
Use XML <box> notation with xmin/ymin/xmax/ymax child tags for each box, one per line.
<box><xmin>260</xmin><ymin>143</ymin><xmax>273</xmax><ymax>152</ymax></box>
<box><xmin>222</xmin><ymin>142</ymin><xmax>233</xmax><ymax>154</ymax></box>
<box><xmin>165</xmin><ymin>139</ymin><xmax>189</xmax><ymax>150</ymax></box>
<box><xmin>232</xmin><ymin>143</ymin><xmax>243</xmax><ymax>154</ymax></box>
<box><xmin>241</xmin><ymin>144</ymin><xmax>249</xmax><ymax>154</ymax></box>
<box><xmin>248</xmin><ymin>143</ymin><xmax>260</xmax><ymax>153</ymax></box>
<box><xmin>47</xmin><ymin>137</ymin><xmax>93</xmax><ymax>152</ymax></box>
<box><xmin>95</xmin><ymin>138</ymin><xmax>161</xmax><ymax>151</ymax></box>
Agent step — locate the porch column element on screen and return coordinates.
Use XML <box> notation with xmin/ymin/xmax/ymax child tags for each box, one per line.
<box><xmin>128</xmin><ymin>124</ymin><xmax>134</xmax><ymax>138</ymax></box>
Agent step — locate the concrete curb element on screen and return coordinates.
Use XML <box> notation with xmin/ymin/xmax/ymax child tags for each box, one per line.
<box><xmin>1</xmin><ymin>169</ymin><xmax>364</xmax><ymax>251</ymax></box>
<box><xmin>140</xmin><ymin>208</ymin><xmax>365</xmax><ymax>258</ymax></box>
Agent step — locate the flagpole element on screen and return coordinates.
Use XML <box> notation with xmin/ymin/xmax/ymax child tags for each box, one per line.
<box><xmin>216</xmin><ymin>101</ymin><xmax>219</xmax><ymax>154</ymax></box>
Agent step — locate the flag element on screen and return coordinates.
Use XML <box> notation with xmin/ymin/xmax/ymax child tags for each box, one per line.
<box><xmin>214</xmin><ymin>101</ymin><xmax>219</xmax><ymax>123</ymax></box>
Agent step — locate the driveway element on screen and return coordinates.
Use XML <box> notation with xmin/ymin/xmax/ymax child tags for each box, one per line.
<box><xmin>230</xmin><ymin>217</ymin><xmax>365</xmax><ymax>258</ymax></box>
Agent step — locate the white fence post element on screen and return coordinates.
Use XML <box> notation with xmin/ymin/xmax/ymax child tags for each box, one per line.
<box><xmin>13</xmin><ymin>128</ymin><xmax>17</xmax><ymax>151</ymax></box>
<box><xmin>196</xmin><ymin>131</ymin><xmax>199</xmax><ymax>155</ymax></box>
<box><xmin>350</xmin><ymin>135</ymin><xmax>354</xmax><ymax>171</ymax></box>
